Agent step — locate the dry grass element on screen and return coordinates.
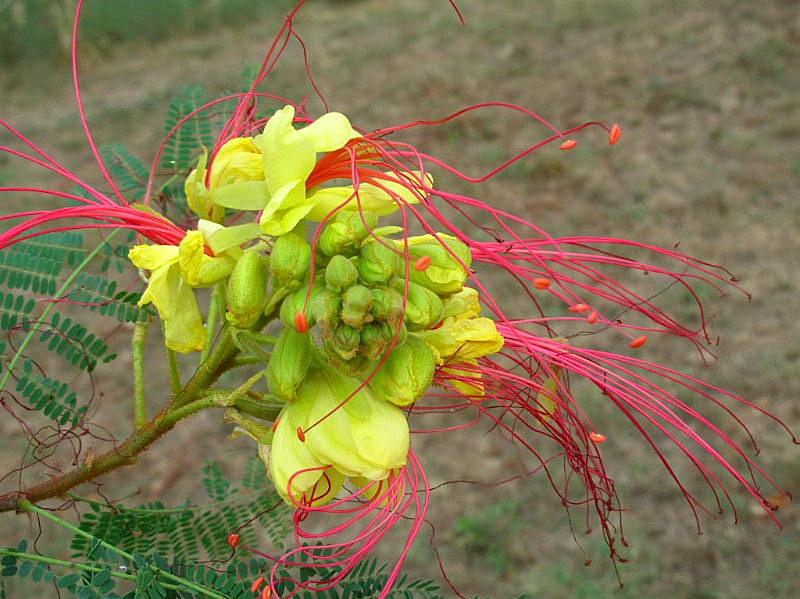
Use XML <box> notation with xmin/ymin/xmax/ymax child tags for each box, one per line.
<box><xmin>1</xmin><ymin>0</ymin><xmax>799</xmax><ymax>597</ymax></box>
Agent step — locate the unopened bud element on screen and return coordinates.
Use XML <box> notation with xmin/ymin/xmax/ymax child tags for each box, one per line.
<box><xmin>369</xmin><ymin>335</ymin><xmax>435</xmax><ymax>406</ymax></box>
<box><xmin>324</xmin><ymin>255</ymin><xmax>358</xmax><ymax>291</ymax></box>
<box><xmin>226</xmin><ymin>251</ymin><xmax>269</xmax><ymax>328</ymax></box>
<box><xmin>318</xmin><ymin>212</ymin><xmax>379</xmax><ymax>257</ymax></box>
<box><xmin>327</xmin><ymin>324</ymin><xmax>361</xmax><ymax>361</ymax></box>
<box><xmin>270</xmin><ymin>233</ymin><xmax>311</xmax><ymax>288</ymax></box>
<box><xmin>280</xmin><ymin>281</ymin><xmax>322</xmax><ymax>329</ymax></box>
<box><xmin>404</xmin><ymin>234</ymin><xmax>472</xmax><ymax>296</ymax></box>
<box><xmin>341</xmin><ymin>285</ymin><xmax>374</xmax><ymax>328</ymax></box>
<box><xmin>371</xmin><ymin>286</ymin><xmax>405</xmax><ymax>328</ymax></box>
<box><xmin>267</xmin><ymin>327</ymin><xmax>313</xmax><ymax>401</ymax></box>
<box><xmin>310</xmin><ymin>288</ymin><xmax>342</xmax><ymax>331</ymax></box>
<box><xmin>392</xmin><ymin>279</ymin><xmax>443</xmax><ymax>331</ymax></box>
<box><xmin>358</xmin><ymin>238</ymin><xmax>400</xmax><ymax>285</ymax></box>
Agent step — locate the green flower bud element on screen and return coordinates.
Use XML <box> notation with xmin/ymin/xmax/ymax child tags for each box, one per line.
<box><xmin>226</xmin><ymin>251</ymin><xmax>269</xmax><ymax>328</ymax></box>
<box><xmin>267</xmin><ymin>327</ymin><xmax>313</xmax><ymax>401</ymax></box>
<box><xmin>369</xmin><ymin>335</ymin><xmax>435</xmax><ymax>407</ymax></box>
<box><xmin>318</xmin><ymin>212</ymin><xmax>379</xmax><ymax>257</ymax></box>
<box><xmin>370</xmin><ymin>286</ymin><xmax>405</xmax><ymax>328</ymax></box>
<box><xmin>327</xmin><ymin>324</ymin><xmax>360</xmax><ymax>361</ymax></box>
<box><xmin>271</xmin><ymin>233</ymin><xmax>311</xmax><ymax>288</ymax></box>
<box><xmin>310</xmin><ymin>287</ymin><xmax>342</xmax><ymax>331</ymax></box>
<box><xmin>280</xmin><ymin>280</ymin><xmax>323</xmax><ymax>330</ymax></box>
<box><xmin>360</xmin><ymin>321</ymin><xmax>407</xmax><ymax>360</ymax></box>
<box><xmin>391</xmin><ymin>279</ymin><xmax>443</xmax><ymax>331</ymax></box>
<box><xmin>341</xmin><ymin>284</ymin><xmax>374</xmax><ymax>328</ymax></box>
<box><xmin>403</xmin><ymin>234</ymin><xmax>472</xmax><ymax>295</ymax></box>
<box><xmin>324</xmin><ymin>255</ymin><xmax>359</xmax><ymax>291</ymax></box>
<box><xmin>358</xmin><ymin>238</ymin><xmax>400</xmax><ymax>285</ymax></box>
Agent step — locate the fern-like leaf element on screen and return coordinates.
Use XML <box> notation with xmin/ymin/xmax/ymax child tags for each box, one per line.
<box><xmin>38</xmin><ymin>311</ymin><xmax>117</xmax><ymax>371</ymax></box>
<box><xmin>67</xmin><ymin>273</ymin><xmax>146</xmax><ymax>323</ymax></box>
<box><xmin>101</xmin><ymin>143</ymin><xmax>150</xmax><ymax>202</ymax></box>
<box><xmin>15</xmin><ymin>360</ymin><xmax>86</xmax><ymax>427</ymax></box>
<box><xmin>160</xmin><ymin>86</ymin><xmax>214</xmax><ymax>171</ymax></box>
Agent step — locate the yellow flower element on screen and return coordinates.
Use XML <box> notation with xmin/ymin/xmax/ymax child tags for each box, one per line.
<box><xmin>185</xmin><ymin>138</ymin><xmax>264</xmax><ymax>221</ymax></box>
<box><xmin>129</xmin><ymin>231</ymin><xmax>234</xmax><ymax>353</ymax></box>
<box><xmin>268</xmin><ymin>364</ymin><xmax>409</xmax><ymax>506</ymax></box>
<box><xmin>200</xmin><ymin>105</ymin><xmax>430</xmax><ymax>237</ymax></box>
<box><xmin>416</xmin><ymin>287</ymin><xmax>504</xmax><ymax>398</ymax></box>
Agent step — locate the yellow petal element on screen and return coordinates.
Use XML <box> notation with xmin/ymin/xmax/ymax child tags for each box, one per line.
<box><xmin>129</xmin><ymin>244</ymin><xmax>179</xmax><ymax>271</ymax></box>
<box><xmin>440</xmin><ymin>359</ymin><xmax>486</xmax><ymax>399</ymax></box>
<box><xmin>210</xmin><ymin>180</ymin><xmax>269</xmax><ymax>210</ymax></box>
<box><xmin>418</xmin><ymin>317</ymin><xmax>504</xmax><ymax>363</ymax></box>
<box><xmin>441</xmin><ymin>287</ymin><xmax>481</xmax><ymax>322</ymax></box>
<box><xmin>296</xmin><ymin>111</ymin><xmax>360</xmax><ymax>152</ymax></box>
<box><xmin>305</xmin><ymin>171</ymin><xmax>430</xmax><ymax>221</ymax></box>
<box><xmin>178</xmin><ymin>230</ymin><xmax>234</xmax><ymax>286</ymax></box>
<box><xmin>209</xmin><ymin>137</ymin><xmax>263</xmax><ymax>188</ymax></box>
<box><xmin>254</xmin><ymin>105</ymin><xmax>316</xmax><ymax>196</ymax></box>
<box><xmin>163</xmin><ymin>274</ymin><xmax>206</xmax><ymax>353</ymax></box>
<box><xmin>269</xmin><ymin>406</ymin><xmax>344</xmax><ymax>506</ymax></box>
<box><xmin>259</xmin><ymin>179</ymin><xmax>315</xmax><ymax>236</ymax></box>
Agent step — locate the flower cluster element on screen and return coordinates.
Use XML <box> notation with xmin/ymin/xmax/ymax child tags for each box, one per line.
<box><xmin>0</xmin><ymin>2</ymin><xmax>793</xmax><ymax>597</ymax></box>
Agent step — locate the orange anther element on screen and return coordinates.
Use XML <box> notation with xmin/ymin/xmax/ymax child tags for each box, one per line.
<box><xmin>609</xmin><ymin>124</ymin><xmax>622</xmax><ymax>145</ymax></box>
<box><xmin>629</xmin><ymin>335</ymin><xmax>648</xmax><ymax>348</ymax></box>
<box><xmin>227</xmin><ymin>532</ymin><xmax>240</xmax><ymax>548</ymax></box>
<box><xmin>587</xmin><ymin>310</ymin><xmax>599</xmax><ymax>324</ymax></box>
<box><xmin>259</xmin><ymin>586</ymin><xmax>272</xmax><ymax>599</ymax></box>
<box><xmin>589</xmin><ymin>432</ymin><xmax>607</xmax><ymax>444</ymax></box>
<box><xmin>533</xmin><ymin>277</ymin><xmax>552</xmax><ymax>290</ymax></box>
<box><xmin>560</xmin><ymin>139</ymin><xmax>578</xmax><ymax>151</ymax></box>
<box><xmin>271</xmin><ymin>418</ymin><xmax>281</xmax><ymax>432</ymax></box>
<box><xmin>568</xmin><ymin>303</ymin><xmax>590</xmax><ymax>313</ymax></box>
<box><xmin>251</xmin><ymin>576</ymin><xmax>266</xmax><ymax>593</ymax></box>
<box><xmin>296</xmin><ymin>426</ymin><xmax>306</xmax><ymax>442</ymax></box>
<box><xmin>414</xmin><ymin>255</ymin><xmax>432</xmax><ymax>271</ymax></box>
<box><xmin>294</xmin><ymin>312</ymin><xmax>308</xmax><ymax>333</ymax></box>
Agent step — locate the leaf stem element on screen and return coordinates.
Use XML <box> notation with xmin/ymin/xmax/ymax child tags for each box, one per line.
<box><xmin>132</xmin><ymin>317</ymin><xmax>150</xmax><ymax>429</ymax></box>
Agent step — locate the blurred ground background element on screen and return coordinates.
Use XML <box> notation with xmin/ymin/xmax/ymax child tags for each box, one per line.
<box><xmin>1</xmin><ymin>0</ymin><xmax>799</xmax><ymax>597</ymax></box>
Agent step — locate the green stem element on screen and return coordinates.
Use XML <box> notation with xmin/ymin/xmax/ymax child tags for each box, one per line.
<box><xmin>19</xmin><ymin>500</ymin><xmax>228</xmax><ymax>599</ymax></box>
<box><xmin>132</xmin><ymin>317</ymin><xmax>150</xmax><ymax>429</ymax></box>
<box><xmin>0</xmin><ymin>230</ymin><xmax>120</xmax><ymax>395</ymax></box>
<box><xmin>201</xmin><ymin>282</ymin><xmax>226</xmax><ymax>362</ymax></box>
<box><xmin>0</xmin><ymin>548</ymin><xmax>140</xmax><ymax>584</ymax></box>
<box><xmin>167</xmin><ymin>349</ymin><xmax>181</xmax><ymax>395</ymax></box>
<box><xmin>0</xmin><ymin>548</ymin><xmax>196</xmax><ymax>593</ymax></box>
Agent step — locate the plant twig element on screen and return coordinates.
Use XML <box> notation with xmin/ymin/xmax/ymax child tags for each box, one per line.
<box><xmin>132</xmin><ymin>317</ymin><xmax>150</xmax><ymax>429</ymax></box>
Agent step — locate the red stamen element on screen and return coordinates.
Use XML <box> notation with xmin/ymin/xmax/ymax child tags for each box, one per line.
<box><xmin>560</xmin><ymin>139</ymin><xmax>577</xmax><ymax>151</ymax></box>
<box><xmin>568</xmin><ymin>303</ymin><xmax>590</xmax><ymax>313</ymax></box>
<box><xmin>294</xmin><ymin>312</ymin><xmax>309</xmax><ymax>333</ymax></box>
<box><xmin>227</xmin><ymin>533</ymin><xmax>240</xmax><ymax>548</ymax></box>
<box><xmin>609</xmin><ymin>124</ymin><xmax>622</xmax><ymax>145</ymax></box>
<box><xmin>589</xmin><ymin>432</ymin><xmax>607</xmax><ymax>444</ymax></box>
<box><xmin>629</xmin><ymin>335</ymin><xmax>648</xmax><ymax>348</ymax></box>
<box><xmin>414</xmin><ymin>255</ymin><xmax>432</xmax><ymax>271</ymax></box>
<box><xmin>533</xmin><ymin>277</ymin><xmax>552</xmax><ymax>290</ymax></box>
<box><xmin>296</xmin><ymin>427</ymin><xmax>306</xmax><ymax>442</ymax></box>
<box><xmin>587</xmin><ymin>310</ymin><xmax>599</xmax><ymax>324</ymax></box>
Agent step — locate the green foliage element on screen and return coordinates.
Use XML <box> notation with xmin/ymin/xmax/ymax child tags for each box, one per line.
<box><xmin>0</xmin><ymin>291</ymin><xmax>35</xmax><ymax>332</ymax></box>
<box><xmin>0</xmin><ymin>248</ymin><xmax>60</xmax><ymax>295</ymax></box>
<box><xmin>15</xmin><ymin>360</ymin><xmax>87</xmax><ymax>427</ymax></box>
<box><xmin>67</xmin><ymin>273</ymin><xmax>146</xmax><ymax>323</ymax></box>
<box><xmin>101</xmin><ymin>144</ymin><xmax>150</xmax><ymax>202</ymax></box>
<box><xmin>38</xmin><ymin>311</ymin><xmax>117</xmax><ymax>371</ymax></box>
<box><xmin>161</xmin><ymin>86</ymin><xmax>214</xmax><ymax>171</ymax></box>
<box><xmin>71</xmin><ymin>457</ymin><xmax>292</xmax><ymax>563</ymax></box>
